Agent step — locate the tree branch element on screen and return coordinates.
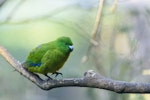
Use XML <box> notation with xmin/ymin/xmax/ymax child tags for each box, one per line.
<box><xmin>4</xmin><ymin>0</ymin><xmax>26</xmax><ymax>22</ymax></box>
<box><xmin>82</xmin><ymin>0</ymin><xmax>104</xmax><ymax>63</ymax></box>
<box><xmin>0</xmin><ymin>0</ymin><xmax>7</xmax><ymax>7</ymax></box>
<box><xmin>1</xmin><ymin>45</ymin><xmax>150</xmax><ymax>93</ymax></box>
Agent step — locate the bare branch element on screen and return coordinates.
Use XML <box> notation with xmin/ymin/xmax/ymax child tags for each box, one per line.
<box><xmin>109</xmin><ymin>0</ymin><xmax>118</xmax><ymax>13</ymax></box>
<box><xmin>4</xmin><ymin>0</ymin><xmax>26</xmax><ymax>21</ymax></box>
<box><xmin>0</xmin><ymin>0</ymin><xmax>7</xmax><ymax>7</ymax></box>
<box><xmin>90</xmin><ymin>0</ymin><xmax>104</xmax><ymax>39</ymax></box>
<box><xmin>82</xmin><ymin>0</ymin><xmax>104</xmax><ymax>63</ymax></box>
<box><xmin>1</xmin><ymin>45</ymin><xmax>150</xmax><ymax>93</ymax></box>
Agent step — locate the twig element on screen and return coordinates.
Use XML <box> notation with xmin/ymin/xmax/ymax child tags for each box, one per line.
<box><xmin>5</xmin><ymin>0</ymin><xmax>25</xmax><ymax>21</ymax></box>
<box><xmin>1</xmin><ymin>45</ymin><xmax>150</xmax><ymax>93</ymax></box>
<box><xmin>82</xmin><ymin>0</ymin><xmax>104</xmax><ymax>63</ymax></box>
<box><xmin>110</xmin><ymin>0</ymin><xmax>118</xmax><ymax>13</ymax></box>
<box><xmin>0</xmin><ymin>0</ymin><xmax>7</xmax><ymax>7</ymax></box>
<box><xmin>90</xmin><ymin>0</ymin><xmax>104</xmax><ymax>39</ymax></box>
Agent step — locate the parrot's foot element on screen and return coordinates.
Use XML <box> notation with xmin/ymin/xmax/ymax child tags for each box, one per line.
<box><xmin>44</xmin><ymin>74</ymin><xmax>53</xmax><ymax>80</ymax></box>
<box><xmin>52</xmin><ymin>72</ymin><xmax>63</xmax><ymax>78</ymax></box>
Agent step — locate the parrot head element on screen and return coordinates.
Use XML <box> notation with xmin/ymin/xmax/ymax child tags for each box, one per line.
<box><xmin>56</xmin><ymin>36</ymin><xmax>74</xmax><ymax>53</ymax></box>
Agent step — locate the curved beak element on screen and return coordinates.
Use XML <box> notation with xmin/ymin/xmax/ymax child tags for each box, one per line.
<box><xmin>69</xmin><ymin>45</ymin><xmax>74</xmax><ymax>52</ymax></box>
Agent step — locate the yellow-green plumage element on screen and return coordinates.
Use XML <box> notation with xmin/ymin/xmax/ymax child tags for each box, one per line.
<box><xmin>23</xmin><ymin>36</ymin><xmax>73</xmax><ymax>77</ymax></box>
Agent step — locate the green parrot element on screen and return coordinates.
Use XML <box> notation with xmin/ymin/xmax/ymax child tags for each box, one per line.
<box><xmin>23</xmin><ymin>36</ymin><xmax>73</xmax><ymax>79</ymax></box>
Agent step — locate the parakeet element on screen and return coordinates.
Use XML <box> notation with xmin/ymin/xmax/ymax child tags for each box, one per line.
<box><xmin>23</xmin><ymin>36</ymin><xmax>73</xmax><ymax>79</ymax></box>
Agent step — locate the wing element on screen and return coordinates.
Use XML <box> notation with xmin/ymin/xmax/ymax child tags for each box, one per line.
<box><xmin>40</xmin><ymin>49</ymin><xmax>68</xmax><ymax>73</ymax></box>
<box><xmin>25</xmin><ymin>43</ymin><xmax>51</xmax><ymax>67</ymax></box>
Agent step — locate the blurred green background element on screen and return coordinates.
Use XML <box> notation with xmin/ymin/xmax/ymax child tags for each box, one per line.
<box><xmin>0</xmin><ymin>0</ymin><xmax>150</xmax><ymax>100</ymax></box>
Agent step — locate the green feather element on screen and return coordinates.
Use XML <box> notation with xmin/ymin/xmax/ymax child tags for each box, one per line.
<box><xmin>24</xmin><ymin>36</ymin><xmax>73</xmax><ymax>75</ymax></box>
